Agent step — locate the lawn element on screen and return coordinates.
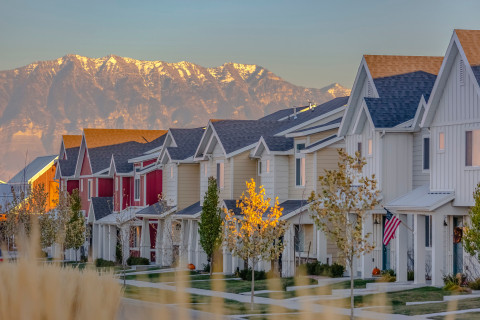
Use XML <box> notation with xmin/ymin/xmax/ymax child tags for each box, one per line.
<box><xmin>123</xmin><ymin>271</ymin><xmax>239</xmax><ymax>283</ymax></box>
<box><xmin>123</xmin><ymin>285</ymin><xmax>294</xmax><ymax>315</ymax></box>
<box><xmin>256</xmin><ymin>279</ymin><xmax>375</xmax><ymax>299</ymax></box>
<box><xmin>429</xmin><ymin>311</ymin><xmax>480</xmax><ymax>320</ymax></box>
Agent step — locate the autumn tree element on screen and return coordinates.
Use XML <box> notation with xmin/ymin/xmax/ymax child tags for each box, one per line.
<box><xmin>463</xmin><ymin>183</ymin><xmax>480</xmax><ymax>265</ymax></box>
<box><xmin>309</xmin><ymin>149</ymin><xmax>379</xmax><ymax>320</ymax></box>
<box><xmin>224</xmin><ymin>179</ymin><xmax>287</xmax><ymax>309</ymax></box>
<box><xmin>65</xmin><ymin>189</ymin><xmax>85</xmax><ymax>261</ymax></box>
<box><xmin>198</xmin><ymin>176</ymin><xmax>223</xmax><ymax>275</ymax></box>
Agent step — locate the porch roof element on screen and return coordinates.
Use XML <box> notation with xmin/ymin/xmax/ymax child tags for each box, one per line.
<box><xmin>174</xmin><ymin>201</ymin><xmax>202</xmax><ymax>217</ymax></box>
<box><xmin>385</xmin><ymin>185</ymin><xmax>455</xmax><ymax>212</ymax></box>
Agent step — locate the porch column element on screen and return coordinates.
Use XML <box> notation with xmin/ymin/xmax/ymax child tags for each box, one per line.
<box><xmin>187</xmin><ymin>220</ymin><xmax>194</xmax><ymax>264</ymax></box>
<box><xmin>98</xmin><ymin>225</ymin><xmax>104</xmax><ymax>259</ymax></box>
<box><xmin>109</xmin><ymin>225</ymin><xmax>117</xmax><ymax>262</ymax></box>
<box><xmin>362</xmin><ymin>213</ymin><xmax>374</xmax><ymax>279</ymax></box>
<box><xmin>92</xmin><ymin>224</ymin><xmax>98</xmax><ymax>260</ymax></box>
<box><xmin>120</xmin><ymin>225</ymin><xmax>129</xmax><ymax>265</ymax></box>
<box><xmin>155</xmin><ymin>219</ymin><xmax>164</xmax><ymax>266</ymax></box>
<box><xmin>316</xmin><ymin>225</ymin><xmax>328</xmax><ymax>264</ymax></box>
<box><xmin>162</xmin><ymin>218</ymin><xmax>173</xmax><ymax>267</ymax></box>
<box><xmin>432</xmin><ymin>213</ymin><xmax>445</xmax><ymax>286</ymax></box>
<box><xmin>282</xmin><ymin>224</ymin><xmax>295</xmax><ymax>277</ymax></box>
<box><xmin>140</xmin><ymin>219</ymin><xmax>150</xmax><ymax>260</ymax></box>
<box><xmin>414</xmin><ymin>214</ymin><xmax>426</xmax><ymax>284</ymax></box>
<box><xmin>396</xmin><ymin>214</ymin><xmax>408</xmax><ymax>282</ymax></box>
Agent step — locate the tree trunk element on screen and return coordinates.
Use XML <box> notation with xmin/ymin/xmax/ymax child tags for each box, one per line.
<box><xmin>349</xmin><ymin>258</ymin><xmax>354</xmax><ymax>320</ymax></box>
<box><xmin>251</xmin><ymin>261</ymin><xmax>255</xmax><ymax>310</ymax></box>
<box><xmin>210</xmin><ymin>254</ymin><xmax>213</xmax><ymax>276</ymax></box>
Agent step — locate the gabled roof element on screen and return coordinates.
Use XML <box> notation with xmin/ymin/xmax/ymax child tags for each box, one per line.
<box><xmin>175</xmin><ymin>201</ymin><xmax>202</xmax><ymax>217</ymax></box>
<box><xmin>422</xmin><ymin>30</ymin><xmax>480</xmax><ymax>127</ymax></box>
<box><xmin>63</xmin><ymin>135</ymin><xmax>82</xmax><ymax>149</ymax></box>
<box><xmin>386</xmin><ymin>185</ymin><xmax>454</xmax><ymax>212</ymax></box>
<box><xmin>135</xmin><ymin>201</ymin><xmax>174</xmax><ymax>217</ymax></box>
<box><xmin>301</xmin><ymin>134</ymin><xmax>342</xmax><ymax>153</ymax></box>
<box><xmin>340</xmin><ymin>55</ymin><xmax>442</xmax><ymax>134</ymax></box>
<box><xmin>91</xmin><ymin>197</ymin><xmax>114</xmax><ymax>221</ymax></box>
<box><xmin>286</xmin><ymin>117</ymin><xmax>342</xmax><ymax>137</ymax></box>
<box><xmin>223</xmin><ymin>199</ymin><xmax>310</xmax><ymax>220</ymax></box>
<box><xmin>167</xmin><ymin>128</ymin><xmax>204</xmax><ymax>161</ymax></box>
<box><xmin>263</xmin><ymin>136</ymin><xmax>294</xmax><ymax>152</ymax></box>
<box><xmin>78</xmin><ymin>129</ymin><xmax>167</xmax><ymax>175</ymax></box>
<box><xmin>8</xmin><ymin>155</ymin><xmax>58</xmax><ymax>184</ymax></box>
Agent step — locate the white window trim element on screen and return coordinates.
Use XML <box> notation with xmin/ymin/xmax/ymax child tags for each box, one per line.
<box><xmin>295</xmin><ymin>140</ymin><xmax>306</xmax><ymax>154</ymax></box>
<box><xmin>438</xmin><ymin>132</ymin><xmax>445</xmax><ymax>153</ymax></box>
<box><xmin>134</xmin><ymin>175</ymin><xmax>140</xmax><ymax>201</ymax></box>
<box><xmin>266</xmin><ymin>159</ymin><xmax>270</xmax><ymax>173</ymax></box>
<box><xmin>170</xmin><ymin>165</ymin><xmax>174</xmax><ymax>180</ymax></box>
<box><xmin>115</xmin><ymin>177</ymin><xmax>118</xmax><ymax>192</ymax></box>
<box><xmin>258</xmin><ymin>160</ymin><xmax>262</xmax><ymax>176</ymax></box>
<box><xmin>422</xmin><ymin>134</ymin><xmax>430</xmax><ymax>173</ymax></box>
<box><xmin>367</xmin><ymin>138</ymin><xmax>373</xmax><ymax>157</ymax></box>
<box><xmin>203</xmin><ymin>162</ymin><xmax>208</xmax><ymax>177</ymax></box>
<box><xmin>295</xmin><ymin>157</ymin><xmax>306</xmax><ymax>188</ymax></box>
<box><xmin>216</xmin><ymin>160</ymin><xmax>225</xmax><ymax>189</ymax></box>
<box><xmin>80</xmin><ymin>179</ymin><xmax>83</xmax><ymax>192</ymax></box>
<box><xmin>464</xmin><ymin>128</ymin><xmax>480</xmax><ymax>170</ymax></box>
<box><xmin>87</xmin><ymin>179</ymin><xmax>92</xmax><ymax>201</ymax></box>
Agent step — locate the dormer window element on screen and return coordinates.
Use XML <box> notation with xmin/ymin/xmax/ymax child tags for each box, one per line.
<box><xmin>87</xmin><ymin>179</ymin><xmax>93</xmax><ymax>201</ymax></box>
<box><xmin>258</xmin><ymin>161</ymin><xmax>262</xmax><ymax>175</ymax></box>
<box><xmin>266</xmin><ymin>159</ymin><xmax>270</xmax><ymax>173</ymax></box>
<box><xmin>367</xmin><ymin>139</ymin><xmax>373</xmax><ymax>156</ymax></box>
<box><xmin>216</xmin><ymin>161</ymin><xmax>224</xmax><ymax>189</ymax></box>
<box><xmin>357</xmin><ymin>142</ymin><xmax>362</xmax><ymax>158</ymax></box>
<box><xmin>296</xmin><ymin>143</ymin><xmax>305</xmax><ymax>153</ymax></box>
<box><xmin>466</xmin><ymin>130</ymin><xmax>480</xmax><ymax>166</ymax></box>
<box><xmin>439</xmin><ymin>132</ymin><xmax>445</xmax><ymax>151</ymax></box>
<box><xmin>423</xmin><ymin>137</ymin><xmax>430</xmax><ymax>171</ymax></box>
<box><xmin>134</xmin><ymin>175</ymin><xmax>140</xmax><ymax>201</ymax></box>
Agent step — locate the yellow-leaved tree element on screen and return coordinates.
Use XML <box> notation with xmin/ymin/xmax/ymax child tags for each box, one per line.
<box><xmin>224</xmin><ymin>178</ymin><xmax>287</xmax><ymax>309</ymax></box>
<box><xmin>309</xmin><ymin>149</ymin><xmax>379</xmax><ymax>320</ymax></box>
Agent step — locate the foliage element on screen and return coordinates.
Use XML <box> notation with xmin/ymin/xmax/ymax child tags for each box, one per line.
<box><xmin>202</xmin><ymin>263</ymin><xmax>210</xmax><ymax>273</ymax></box>
<box><xmin>463</xmin><ymin>183</ymin><xmax>480</xmax><ymax>262</ymax></box>
<box><xmin>407</xmin><ymin>270</ymin><xmax>415</xmax><ymax>281</ymax></box>
<box><xmin>377</xmin><ymin>273</ymin><xmax>396</xmax><ymax>282</ymax></box>
<box><xmin>303</xmin><ymin>261</ymin><xmax>345</xmax><ymax>277</ymax></box>
<box><xmin>468</xmin><ymin>277</ymin><xmax>480</xmax><ymax>290</ymax></box>
<box><xmin>95</xmin><ymin>258</ymin><xmax>116</xmax><ymax>268</ymax></box>
<box><xmin>126</xmin><ymin>256</ymin><xmax>150</xmax><ymax>266</ymax></box>
<box><xmin>198</xmin><ymin>176</ymin><xmax>223</xmax><ymax>275</ymax></box>
<box><xmin>238</xmin><ymin>269</ymin><xmax>266</xmax><ymax>281</ymax></box>
<box><xmin>382</xmin><ymin>269</ymin><xmax>396</xmax><ymax>277</ymax></box>
<box><xmin>443</xmin><ymin>273</ymin><xmax>471</xmax><ymax>292</ymax></box>
<box><xmin>65</xmin><ymin>189</ymin><xmax>86</xmax><ymax>260</ymax></box>
<box><xmin>224</xmin><ymin>178</ymin><xmax>287</xmax><ymax>308</ymax></box>
<box><xmin>330</xmin><ymin>262</ymin><xmax>346</xmax><ymax>278</ymax></box>
<box><xmin>309</xmin><ymin>149</ymin><xmax>379</xmax><ymax>320</ymax></box>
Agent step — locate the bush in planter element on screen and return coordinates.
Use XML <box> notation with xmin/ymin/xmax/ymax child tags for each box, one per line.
<box><xmin>238</xmin><ymin>268</ymin><xmax>266</xmax><ymax>281</ymax></box>
<box><xmin>95</xmin><ymin>258</ymin><xmax>115</xmax><ymax>268</ymax></box>
<box><xmin>407</xmin><ymin>270</ymin><xmax>414</xmax><ymax>281</ymax></box>
<box><xmin>126</xmin><ymin>256</ymin><xmax>150</xmax><ymax>266</ymax></box>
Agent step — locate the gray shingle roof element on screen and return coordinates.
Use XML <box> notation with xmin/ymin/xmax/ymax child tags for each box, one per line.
<box><xmin>364</xmin><ymin>71</ymin><xmax>437</xmax><ymax>128</ymax></box>
<box><xmin>304</xmin><ymin>134</ymin><xmax>338</xmax><ymax>150</ymax></box>
<box><xmin>278</xmin><ymin>200</ymin><xmax>310</xmax><ymax>216</ymax></box>
<box><xmin>167</xmin><ymin>128</ymin><xmax>204</xmax><ymax>160</ymax></box>
<box><xmin>135</xmin><ymin>201</ymin><xmax>172</xmax><ymax>216</ymax></box>
<box><xmin>263</xmin><ymin>136</ymin><xmax>294</xmax><ymax>152</ymax></box>
<box><xmin>289</xmin><ymin>117</ymin><xmax>342</xmax><ymax>134</ymax></box>
<box><xmin>58</xmin><ymin>146</ymin><xmax>80</xmax><ymax>177</ymax></box>
<box><xmin>91</xmin><ymin>197</ymin><xmax>113</xmax><ymax>221</ymax></box>
<box><xmin>223</xmin><ymin>200</ymin><xmax>242</xmax><ymax>216</ymax></box>
<box><xmin>258</xmin><ymin>108</ymin><xmax>295</xmax><ymax>121</ymax></box>
<box><xmin>8</xmin><ymin>155</ymin><xmax>57</xmax><ymax>184</ymax></box>
<box><xmin>176</xmin><ymin>201</ymin><xmax>202</xmax><ymax>216</ymax></box>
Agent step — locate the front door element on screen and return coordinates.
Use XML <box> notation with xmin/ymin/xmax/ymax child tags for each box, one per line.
<box><xmin>382</xmin><ymin>215</ymin><xmax>391</xmax><ymax>270</ymax></box>
<box><xmin>453</xmin><ymin>217</ymin><xmax>463</xmax><ymax>274</ymax></box>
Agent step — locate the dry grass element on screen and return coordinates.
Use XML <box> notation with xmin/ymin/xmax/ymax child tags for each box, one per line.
<box><xmin>0</xmin><ymin>226</ymin><xmax>121</xmax><ymax>320</ymax></box>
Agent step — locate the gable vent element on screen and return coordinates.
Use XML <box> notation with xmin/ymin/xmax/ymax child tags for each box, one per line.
<box><xmin>459</xmin><ymin>59</ymin><xmax>465</xmax><ymax>86</ymax></box>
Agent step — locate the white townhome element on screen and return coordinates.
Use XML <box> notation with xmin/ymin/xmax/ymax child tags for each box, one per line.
<box><xmin>386</xmin><ymin>30</ymin><xmax>480</xmax><ymax>286</ymax></box>
<box><xmin>251</xmin><ymin>97</ymin><xmax>348</xmax><ymax>277</ymax></box>
<box><xmin>338</xmin><ymin>54</ymin><xmax>443</xmax><ymax>280</ymax></box>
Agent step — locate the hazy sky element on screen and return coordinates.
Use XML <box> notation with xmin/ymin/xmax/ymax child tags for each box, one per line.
<box><xmin>1</xmin><ymin>0</ymin><xmax>480</xmax><ymax>88</ymax></box>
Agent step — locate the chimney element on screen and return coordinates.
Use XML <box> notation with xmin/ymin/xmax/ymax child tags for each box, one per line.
<box><xmin>293</xmin><ymin>106</ymin><xmax>297</xmax><ymax>119</ymax></box>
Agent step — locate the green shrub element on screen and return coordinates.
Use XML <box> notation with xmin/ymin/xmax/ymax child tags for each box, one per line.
<box><xmin>95</xmin><ymin>258</ymin><xmax>115</xmax><ymax>268</ymax></box>
<box><xmin>238</xmin><ymin>269</ymin><xmax>266</xmax><ymax>281</ymax></box>
<box><xmin>377</xmin><ymin>273</ymin><xmax>396</xmax><ymax>282</ymax></box>
<box><xmin>126</xmin><ymin>256</ymin><xmax>150</xmax><ymax>266</ymax></box>
<box><xmin>330</xmin><ymin>263</ymin><xmax>345</xmax><ymax>278</ymax></box>
<box><xmin>381</xmin><ymin>269</ymin><xmax>396</xmax><ymax>277</ymax></box>
<box><xmin>407</xmin><ymin>270</ymin><xmax>414</xmax><ymax>281</ymax></box>
<box><xmin>469</xmin><ymin>278</ymin><xmax>480</xmax><ymax>290</ymax></box>
<box><xmin>443</xmin><ymin>273</ymin><xmax>471</xmax><ymax>292</ymax></box>
<box><xmin>203</xmin><ymin>263</ymin><xmax>210</xmax><ymax>273</ymax></box>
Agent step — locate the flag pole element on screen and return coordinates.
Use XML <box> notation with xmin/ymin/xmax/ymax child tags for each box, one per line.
<box><xmin>383</xmin><ymin>207</ymin><xmax>414</xmax><ymax>232</ymax></box>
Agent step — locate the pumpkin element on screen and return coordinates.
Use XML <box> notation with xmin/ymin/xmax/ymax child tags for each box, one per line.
<box><xmin>372</xmin><ymin>267</ymin><xmax>381</xmax><ymax>276</ymax></box>
<box><xmin>188</xmin><ymin>263</ymin><xmax>196</xmax><ymax>270</ymax></box>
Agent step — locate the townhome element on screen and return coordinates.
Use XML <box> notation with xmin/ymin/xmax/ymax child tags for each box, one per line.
<box><xmin>55</xmin><ymin>135</ymin><xmax>82</xmax><ymax>194</ymax></box>
<box><xmin>338</xmin><ymin>54</ymin><xmax>443</xmax><ymax>280</ymax></box>
<box><xmin>251</xmin><ymin>96</ymin><xmax>348</xmax><ymax>276</ymax></box>
<box><xmin>386</xmin><ymin>30</ymin><xmax>480</xmax><ymax>286</ymax></box>
<box><xmin>75</xmin><ymin>129</ymin><xmax>167</xmax><ymax>259</ymax></box>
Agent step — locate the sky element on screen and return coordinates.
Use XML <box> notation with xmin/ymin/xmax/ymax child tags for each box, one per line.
<box><xmin>1</xmin><ymin>0</ymin><xmax>480</xmax><ymax>89</ymax></box>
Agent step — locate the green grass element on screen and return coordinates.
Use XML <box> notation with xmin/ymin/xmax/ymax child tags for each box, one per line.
<box><xmin>123</xmin><ymin>271</ymin><xmax>235</xmax><ymax>282</ymax></box>
<box><xmin>256</xmin><ymin>279</ymin><xmax>375</xmax><ymax>299</ymax></box>
<box><xmin>429</xmin><ymin>311</ymin><xmax>480</xmax><ymax>320</ymax></box>
<box><xmin>123</xmin><ymin>285</ymin><xmax>294</xmax><ymax>315</ymax></box>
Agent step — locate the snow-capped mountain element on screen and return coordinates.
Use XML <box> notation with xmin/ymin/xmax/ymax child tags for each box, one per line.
<box><xmin>0</xmin><ymin>54</ymin><xmax>350</xmax><ymax>179</ymax></box>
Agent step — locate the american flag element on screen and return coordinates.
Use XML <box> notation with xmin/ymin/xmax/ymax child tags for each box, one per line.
<box><xmin>383</xmin><ymin>210</ymin><xmax>401</xmax><ymax>246</ymax></box>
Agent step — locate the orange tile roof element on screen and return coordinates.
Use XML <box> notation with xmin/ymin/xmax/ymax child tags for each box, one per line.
<box><xmin>62</xmin><ymin>135</ymin><xmax>82</xmax><ymax>149</ymax></box>
<box><xmin>455</xmin><ymin>29</ymin><xmax>480</xmax><ymax>66</ymax></box>
<box><xmin>83</xmin><ymin>129</ymin><xmax>168</xmax><ymax>149</ymax></box>
<box><xmin>364</xmin><ymin>55</ymin><xmax>443</xmax><ymax>79</ymax></box>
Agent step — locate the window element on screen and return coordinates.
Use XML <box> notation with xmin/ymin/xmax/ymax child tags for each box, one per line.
<box><xmin>466</xmin><ymin>130</ymin><xmax>480</xmax><ymax>166</ymax></box>
<box><xmin>80</xmin><ymin>179</ymin><xmax>83</xmax><ymax>192</ymax></box>
<box><xmin>258</xmin><ymin>161</ymin><xmax>262</xmax><ymax>175</ymax></box>
<box><xmin>170</xmin><ymin>166</ymin><xmax>174</xmax><ymax>179</ymax></box>
<box><xmin>425</xmin><ymin>215</ymin><xmax>433</xmax><ymax>247</ymax></box>
<box><xmin>423</xmin><ymin>137</ymin><xmax>430</xmax><ymax>170</ymax></box>
<box><xmin>295</xmin><ymin>157</ymin><xmax>305</xmax><ymax>186</ymax></box>
<box><xmin>87</xmin><ymin>179</ymin><xmax>92</xmax><ymax>201</ymax></box>
<box><xmin>294</xmin><ymin>225</ymin><xmax>305</xmax><ymax>252</ymax></box>
<box><xmin>357</xmin><ymin>142</ymin><xmax>362</xmax><ymax>158</ymax></box>
<box><xmin>266</xmin><ymin>159</ymin><xmax>270</xmax><ymax>173</ymax></box>
<box><xmin>216</xmin><ymin>162</ymin><xmax>224</xmax><ymax>189</ymax></box>
<box><xmin>439</xmin><ymin>132</ymin><xmax>445</xmax><ymax>151</ymax></box>
<box><xmin>115</xmin><ymin>177</ymin><xmax>118</xmax><ymax>191</ymax></box>
<box><xmin>134</xmin><ymin>176</ymin><xmax>140</xmax><ymax>201</ymax></box>
<box><xmin>296</xmin><ymin>143</ymin><xmax>305</xmax><ymax>153</ymax></box>
<box><xmin>367</xmin><ymin>139</ymin><xmax>373</xmax><ymax>156</ymax></box>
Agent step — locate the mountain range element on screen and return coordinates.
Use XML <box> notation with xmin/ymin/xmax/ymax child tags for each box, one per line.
<box><xmin>0</xmin><ymin>54</ymin><xmax>350</xmax><ymax>179</ymax></box>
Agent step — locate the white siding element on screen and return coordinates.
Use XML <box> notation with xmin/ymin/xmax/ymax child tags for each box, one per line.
<box><xmin>412</xmin><ymin>128</ymin><xmax>430</xmax><ymax>188</ymax></box>
<box><xmin>163</xmin><ymin>163</ymin><xmax>178</xmax><ymax>207</ymax></box>
<box><xmin>274</xmin><ymin>155</ymin><xmax>289</xmax><ymax>203</ymax></box>
<box><xmin>259</xmin><ymin>154</ymin><xmax>274</xmax><ymax>201</ymax></box>
<box><xmin>430</xmin><ymin>51</ymin><xmax>480</xmax><ymax>205</ymax></box>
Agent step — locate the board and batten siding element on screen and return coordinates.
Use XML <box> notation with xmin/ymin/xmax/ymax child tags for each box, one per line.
<box><xmin>412</xmin><ymin>128</ymin><xmax>430</xmax><ymax>189</ymax></box>
<box><xmin>163</xmin><ymin>163</ymin><xmax>178</xmax><ymax>207</ymax></box>
<box><xmin>315</xmin><ymin>146</ymin><xmax>343</xmax><ymax>193</ymax></box>
<box><xmin>232</xmin><ymin>150</ymin><xmax>258</xmax><ymax>199</ymax></box>
<box><xmin>288</xmin><ymin>153</ymin><xmax>314</xmax><ymax>200</ymax></box>
<box><xmin>274</xmin><ymin>155</ymin><xmax>289</xmax><ymax>203</ymax></box>
<box><xmin>430</xmin><ymin>51</ymin><xmax>480</xmax><ymax>206</ymax></box>
<box><xmin>381</xmin><ymin>133</ymin><xmax>413</xmax><ymax>203</ymax></box>
<box><xmin>259</xmin><ymin>153</ymin><xmax>275</xmax><ymax>202</ymax></box>
<box><xmin>177</xmin><ymin>164</ymin><xmax>200</xmax><ymax>210</ymax></box>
